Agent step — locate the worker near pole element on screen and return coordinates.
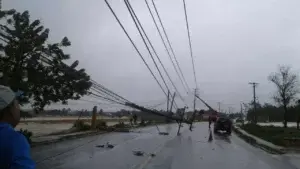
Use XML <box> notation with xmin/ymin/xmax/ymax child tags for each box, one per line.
<box><xmin>208</xmin><ymin>115</ymin><xmax>212</xmax><ymax>128</ymax></box>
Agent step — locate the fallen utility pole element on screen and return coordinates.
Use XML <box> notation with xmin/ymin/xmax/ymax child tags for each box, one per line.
<box><xmin>195</xmin><ymin>95</ymin><xmax>218</xmax><ymax>113</ymax></box>
<box><xmin>189</xmin><ymin>89</ymin><xmax>198</xmax><ymax>131</ymax></box>
<box><xmin>167</xmin><ymin>90</ymin><xmax>170</xmax><ymax>112</ymax></box>
<box><xmin>125</xmin><ymin>102</ymin><xmax>192</xmax><ymax>124</ymax></box>
<box><xmin>170</xmin><ymin>92</ymin><xmax>176</xmax><ymax>113</ymax></box>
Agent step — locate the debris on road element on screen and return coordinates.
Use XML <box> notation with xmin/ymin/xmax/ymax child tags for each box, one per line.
<box><xmin>95</xmin><ymin>142</ymin><xmax>115</xmax><ymax>149</ymax></box>
<box><xmin>150</xmin><ymin>153</ymin><xmax>156</xmax><ymax>157</ymax></box>
<box><xmin>133</xmin><ymin>150</ymin><xmax>144</xmax><ymax>156</ymax></box>
<box><xmin>132</xmin><ymin>150</ymin><xmax>156</xmax><ymax>157</ymax></box>
<box><xmin>107</xmin><ymin>142</ymin><xmax>114</xmax><ymax>148</ymax></box>
<box><xmin>159</xmin><ymin>132</ymin><xmax>169</xmax><ymax>135</ymax></box>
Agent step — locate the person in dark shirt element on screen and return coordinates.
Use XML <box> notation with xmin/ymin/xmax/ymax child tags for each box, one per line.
<box><xmin>0</xmin><ymin>85</ymin><xmax>35</xmax><ymax>169</ymax></box>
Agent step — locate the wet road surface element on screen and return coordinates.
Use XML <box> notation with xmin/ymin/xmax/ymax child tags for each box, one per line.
<box><xmin>32</xmin><ymin>123</ymin><xmax>300</xmax><ymax>169</ymax></box>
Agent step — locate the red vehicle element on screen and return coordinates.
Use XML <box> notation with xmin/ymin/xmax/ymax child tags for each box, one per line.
<box><xmin>209</xmin><ymin>112</ymin><xmax>218</xmax><ymax>122</ymax></box>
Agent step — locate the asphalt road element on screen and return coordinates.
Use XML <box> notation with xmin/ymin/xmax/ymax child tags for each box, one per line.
<box><xmin>32</xmin><ymin>122</ymin><xmax>300</xmax><ymax>169</ymax></box>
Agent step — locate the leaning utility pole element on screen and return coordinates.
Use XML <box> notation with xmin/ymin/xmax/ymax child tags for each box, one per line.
<box><xmin>193</xmin><ymin>89</ymin><xmax>197</xmax><ymax>113</ymax></box>
<box><xmin>249</xmin><ymin>82</ymin><xmax>258</xmax><ymax>123</ymax></box>
<box><xmin>91</xmin><ymin>106</ymin><xmax>97</xmax><ymax>129</ymax></box>
<box><xmin>170</xmin><ymin>92</ymin><xmax>176</xmax><ymax>113</ymax></box>
<box><xmin>240</xmin><ymin>103</ymin><xmax>243</xmax><ymax>114</ymax></box>
<box><xmin>167</xmin><ymin>90</ymin><xmax>170</xmax><ymax>112</ymax></box>
<box><xmin>189</xmin><ymin>88</ymin><xmax>197</xmax><ymax>131</ymax></box>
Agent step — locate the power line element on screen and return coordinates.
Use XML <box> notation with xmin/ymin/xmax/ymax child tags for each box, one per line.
<box><xmin>146</xmin><ymin>99</ymin><xmax>167</xmax><ymax>109</ymax></box>
<box><xmin>90</xmin><ymin>85</ymin><xmax>125</xmax><ymax>104</ymax></box>
<box><xmin>89</xmin><ymin>91</ymin><xmax>125</xmax><ymax>105</ymax></box>
<box><xmin>91</xmin><ymin>80</ymin><xmax>130</xmax><ymax>102</ymax></box>
<box><xmin>150</xmin><ymin>0</ymin><xmax>191</xmax><ymax>93</ymax></box>
<box><xmin>182</xmin><ymin>0</ymin><xmax>197</xmax><ymax>88</ymax></box>
<box><xmin>104</xmin><ymin>0</ymin><xmax>167</xmax><ymax>98</ymax></box>
<box><xmin>124</xmin><ymin>0</ymin><xmax>171</xmax><ymax>98</ymax></box>
<box><xmin>70</xmin><ymin>99</ymin><xmax>115</xmax><ymax>105</ymax></box>
<box><xmin>144</xmin><ymin>0</ymin><xmax>188</xmax><ymax>94</ymax></box>
<box><xmin>125</xmin><ymin>0</ymin><xmax>185</xmax><ymax>103</ymax></box>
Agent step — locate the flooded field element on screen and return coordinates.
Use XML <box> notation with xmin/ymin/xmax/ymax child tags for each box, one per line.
<box><xmin>20</xmin><ymin>116</ymin><xmax>129</xmax><ymax>123</ymax></box>
<box><xmin>17</xmin><ymin>116</ymin><xmax>129</xmax><ymax>137</ymax></box>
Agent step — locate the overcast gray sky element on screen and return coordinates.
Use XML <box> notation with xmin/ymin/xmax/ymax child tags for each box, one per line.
<box><xmin>4</xmin><ymin>0</ymin><xmax>300</xmax><ymax>112</ymax></box>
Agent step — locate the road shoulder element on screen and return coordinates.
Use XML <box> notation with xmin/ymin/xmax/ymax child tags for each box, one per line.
<box><xmin>233</xmin><ymin>125</ymin><xmax>286</xmax><ymax>154</ymax></box>
<box><xmin>31</xmin><ymin>130</ymin><xmax>106</xmax><ymax>147</ymax></box>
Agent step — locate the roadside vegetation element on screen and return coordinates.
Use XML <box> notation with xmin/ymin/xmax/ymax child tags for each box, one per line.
<box><xmin>240</xmin><ymin>124</ymin><xmax>300</xmax><ymax>147</ymax></box>
<box><xmin>236</xmin><ymin>65</ymin><xmax>300</xmax><ymax>147</ymax></box>
<box><xmin>73</xmin><ymin>120</ymin><xmax>91</xmax><ymax>131</ymax></box>
<box><xmin>0</xmin><ymin>8</ymin><xmax>92</xmax><ymax>112</ymax></box>
<box><xmin>244</xmin><ymin>65</ymin><xmax>300</xmax><ymax>128</ymax></box>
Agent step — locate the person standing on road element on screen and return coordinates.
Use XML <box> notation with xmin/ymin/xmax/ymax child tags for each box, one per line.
<box><xmin>0</xmin><ymin>85</ymin><xmax>35</xmax><ymax>169</ymax></box>
<box><xmin>208</xmin><ymin>115</ymin><xmax>212</xmax><ymax>128</ymax></box>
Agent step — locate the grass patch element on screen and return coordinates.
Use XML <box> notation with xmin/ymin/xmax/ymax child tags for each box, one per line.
<box><xmin>73</xmin><ymin>120</ymin><xmax>91</xmax><ymax>131</ymax></box>
<box><xmin>241</xmin><ymin>124</ymin><xmax>300</xmax><ymax>147</ymax></box>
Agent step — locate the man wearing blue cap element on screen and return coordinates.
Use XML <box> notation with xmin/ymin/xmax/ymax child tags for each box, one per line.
<box><xmin>0</xmin><ymin>85</ymin><xmax>35</xmax><ymax>169</ymax></box>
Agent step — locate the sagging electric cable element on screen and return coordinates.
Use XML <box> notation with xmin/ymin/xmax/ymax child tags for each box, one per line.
<box><xmin>182</xmin><ymin>0</ymin><xmax>198</xmax><ymax>88</ymax></box>
<box><xmin>144</xmin><ymin>0</ymin><xmax>188</xmax><ymax>95</ymax></box>
<box><xmin>150</xmin><ymin>0</ymin><xmax>191</xmax><ymax>93</ymax></box>
<box><xmin>89</xmin><ymin>92</ymin><xmax>125</xmax><ymax>106</ymax></box>
<box><xmin>104</xmin><ymin>0</ymin><xmax>168</xmax><ymax>99</ymax></box>
<box><xmin>125</xmin><ymin>0</ymin><xmax>185</xmax><ymax>104</ymax></box>
<box><xmin>91</xmin><ymin>83</ymin><xmax>128</xmax><ymax>103</ymax></box>
<box><xmin>124</xmin><ymin>0</ymin><xmax>171</xmax><ymax>99</ymax></box>
<box><xmin>91</xmin><ymin>79</ymin><xmax>130</xmax><ymax>103</ymax></box>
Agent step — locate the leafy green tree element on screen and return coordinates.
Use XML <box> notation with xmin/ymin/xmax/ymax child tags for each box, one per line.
<box><xmin>268</xmin><ymin>66</ymin><xmax>299</xmax><ymax>128</ymax></box>
<box><xmin>295</xmin><ymin>100</ymin><xmax>300</xmax><ymax>129</ymax></box>
<box><xmin>0</xmin><ymin>9</ymin><xmax>92</xmax><ymax>111</ymax></box>
<box><xmin>246</xmin><ymin>101</ymin><xmax>262</xmax><ymax>122</ymax></box>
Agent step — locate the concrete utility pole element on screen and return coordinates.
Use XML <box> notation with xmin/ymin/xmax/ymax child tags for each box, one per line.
<box><xmin>167</xmin><ymin>90</ymin><xmax>170</xmax><ymax>112</ymax></box>
<box><xmin>91</xmin><ymin>106</ymin><xmax>97</xmax><ymax>129</ymax></box>
<box><xmin>249</xmin><ymin>82</ymin><xmax>258</xmax><ymax>123</ymax></box>
<box><xmin>193</xmin><ymin>88</ymin><xmax>197</xmax><ymax>113</ymax></box>
<box><xmin>240</xmin><ymin>103</ymin><xmax>243</xmax><ymax>114</ymax></box>
<box><xmin>170</xmin><ymin>92</ymin><xmax>176</xmax><ymax>113</ymax></box>
<box><xmin>217</xmin><ymin>102</ymin><xmax>221</xmax><ymax>113</ymax></box>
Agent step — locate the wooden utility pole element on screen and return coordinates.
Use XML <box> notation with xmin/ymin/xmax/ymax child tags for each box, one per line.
<box><xmin>91</xmin><ymin>106</ymin><xmax>97</xmax><ymax>129</ymax></box>
<box><xmin>249</xmin><ymin>82</ymin><xmax>258</xmax><ymax>123</ymax></box>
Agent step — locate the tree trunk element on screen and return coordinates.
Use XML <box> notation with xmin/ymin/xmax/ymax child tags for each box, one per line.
<box><xmin>283</xmin><ymin>105</ymin><xmax>288</xmax><ymax>128</ymax></box>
